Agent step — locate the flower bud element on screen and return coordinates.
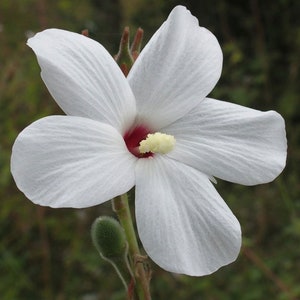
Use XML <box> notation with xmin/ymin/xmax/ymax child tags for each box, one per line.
<box><xmin>114</xmin><ymin>27</ymin><xmax>134</xmax><ymax>76</ymax></box>
<box><xmin>114</xmin><ymin>27</ymin><xmax>144</xmax><ymax>76</ymax></box>
<box><xmin>91</xmin><ymin>216</ymin><xmax>127</xmax><ymax>259</ymax></box>
<box><xmin>91</xmin><ymin>216</ymin><xmax>133</xmax><ymax>291</ymax></box>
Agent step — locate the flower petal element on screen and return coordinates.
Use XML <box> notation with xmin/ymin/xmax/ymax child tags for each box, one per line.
<box><xmin>165</xmin><ymin>98</ymin><xmax>287</xmax><ymax>185</ymax></box>
<box><xmin>135</xmin><ymin>156</ymin><xmax>241</xmax><ymax>276</ymax></box>
<box><xmin>11</xmin><ymin>116</ymin><xmax>136</xmax><ymax>208</ymax></box>
<box><xmin>128</xmin><ymin>6</ymin><xmax>223</xmax><ymax>130</ymax></box>
<box><xmin>27</xmin><ymin>29</ymin><xmax>136</xmax><ymax>133</ymax></box>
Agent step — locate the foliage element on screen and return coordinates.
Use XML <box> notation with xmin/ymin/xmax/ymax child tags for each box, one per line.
<box><xmin>0</xmin><ymin>0</ymin><xmax>299</xmax><ymax>299</ymax></box>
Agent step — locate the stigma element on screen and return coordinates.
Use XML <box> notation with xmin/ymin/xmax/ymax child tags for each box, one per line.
<box><xmin>139</xmin><ymin>132</ymin><xmax>176</xmax><ymax>155</ymax></box>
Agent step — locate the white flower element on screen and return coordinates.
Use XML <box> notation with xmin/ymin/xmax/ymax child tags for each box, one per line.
<box><xmin>11</xmin><ymin>6</ymin><xmax>287</xmax><ymax>276</ymax></box>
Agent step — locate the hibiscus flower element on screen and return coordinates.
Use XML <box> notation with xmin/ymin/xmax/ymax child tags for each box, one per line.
<box><xmin>11</xmin><ymin>6</ymin><xmax>287</xmax><ymax>276</ymax></box>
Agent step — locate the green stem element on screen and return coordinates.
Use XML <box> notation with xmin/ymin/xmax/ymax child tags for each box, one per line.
<box><xmin>112</xmin><ymin>193</ymin><xmax>151</xmax><ymax>300</ymax></box>
<box><xmin>101</xmin><ymin>253</ymin><xmax>132</xmax><ymax>292</ymax></box>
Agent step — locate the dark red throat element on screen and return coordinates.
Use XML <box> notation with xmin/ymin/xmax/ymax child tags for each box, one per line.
<box><xmin>123</xmin><ymin>125</ymin><xmax>153</xmax><ymax>158</ymax></box>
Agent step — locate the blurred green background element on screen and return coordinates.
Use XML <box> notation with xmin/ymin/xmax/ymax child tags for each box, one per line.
<box><xmin>0</xmin><ymin>0</ymin><xmax>299</xmax><ymax>299</ymax></box>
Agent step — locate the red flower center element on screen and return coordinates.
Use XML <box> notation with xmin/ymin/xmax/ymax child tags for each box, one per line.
<box><xmin>123</xmin><ymin>125</ymin><xmax>153</xmax><ymax>158</ymax></box>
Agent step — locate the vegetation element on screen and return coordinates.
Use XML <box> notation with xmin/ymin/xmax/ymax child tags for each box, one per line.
<box><xmin>0</xmin><ymin>0</ymin><xmax>299</xmax><ymax>299</ymax></box>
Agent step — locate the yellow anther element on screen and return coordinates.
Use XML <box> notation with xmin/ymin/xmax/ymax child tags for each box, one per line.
<box><xmin>139</xmin><ymin>132</ymin><xmax>176</xmax><ymax>154</ymax></box>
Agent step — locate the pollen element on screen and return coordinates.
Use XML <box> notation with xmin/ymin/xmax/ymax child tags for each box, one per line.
<box><xmin>139</xmin><ymin>132</ymin><xmax>176</xmax><ymax>154</ymax></box>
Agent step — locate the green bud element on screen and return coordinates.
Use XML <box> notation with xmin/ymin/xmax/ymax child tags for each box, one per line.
<box><xmin>114</xmin><ymin>27</ymin><xmax>144</xmax><ymax>76</ymax></box>
<box><xmin>91</xmin><ymin>216</ymin><xmax>127</xmax><ymax>259</ymax></box>
<box><xmin>91</xmin><ymin>216</ymin><xmax>133</xmax><ymax>291</ymax></box>
<box><xmin>114</xmin><ymin>27</ymin><xmax>134</xmax><ymax>76</ymax></box>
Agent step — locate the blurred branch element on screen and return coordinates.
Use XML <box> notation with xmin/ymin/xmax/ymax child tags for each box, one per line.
<box><xmin>250</xmin><ymin>0</ymin><xmax>271</xmax><ymax>103</ymax></box>
<box><xmin>36</xmin><ymin>206</ymin><xmax>52</xmax><ymax>299</ymax></box>
<box><xmin>37</xmin><ymin>0</ymin><xmax>48</xmax><ymax>29</ymax></box>
<box><xmin>242</xmin><ymin>246</ymin><xmax>296</xmax><ymax>300</ymax></box>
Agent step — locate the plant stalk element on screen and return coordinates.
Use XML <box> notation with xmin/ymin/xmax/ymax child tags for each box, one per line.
<box><xmin>112</xmin><ymin>194</ymin><xmax>151</xmax><ymax>300</ymax></box>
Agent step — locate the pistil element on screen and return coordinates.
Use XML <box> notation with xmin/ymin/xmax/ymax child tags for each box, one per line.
<box><xmin>139</xmin><ymin>132</ymin><xmax>176</xmax><ymax>154</ymax></box>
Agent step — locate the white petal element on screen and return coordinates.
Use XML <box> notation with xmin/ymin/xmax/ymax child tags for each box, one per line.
<box><xmin>11</xmin><ymin>116</ymin><xmax>136</xmax><ymax>208</ymax></box>
<box><xmin>165</xmin><ymin>98</ymin><xmax>287</xmax><ymax>185</ymax></box>
<box><xmin>128</xmin><ymin>6</ymin><xmax>223</xmax><ymax>130</ymax></box>
<box><xmin>28</xmin><ymin>29</ymin><xmax>136</xmax><ymax>133</ymax></box>
<box><xmin>135</xmin><ymin>156</ymin><xmax>241</xmax><ymax>276</ymax></box>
